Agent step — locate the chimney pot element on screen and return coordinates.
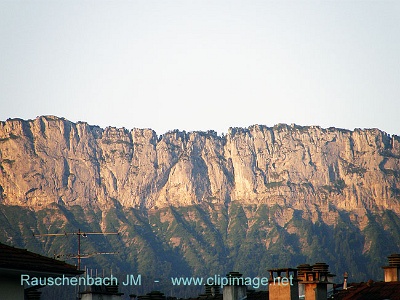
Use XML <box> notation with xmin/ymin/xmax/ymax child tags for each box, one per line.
<box><xmin>388</xmin><ymin>254</ymin><xmax>400</xmax><ymax>266</ymax></box>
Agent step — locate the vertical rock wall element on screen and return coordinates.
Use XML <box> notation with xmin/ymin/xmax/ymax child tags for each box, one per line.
<box><xmin>0</xmin><ymin>116</ymin><xmax>399</xmax><ymax>214</ymax></box>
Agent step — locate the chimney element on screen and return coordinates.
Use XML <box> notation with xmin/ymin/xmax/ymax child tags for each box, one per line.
<box><xmin>205</xmin><ymin>283</ymin><xmax>221</xmax><ymax>297</ymax></box>
<box><xmin>137</xmin><ymin>291</ymin><xmax>165</xmax><ymax>300</ymax></box>
<box><xmin>268</xmin><ymin>268</ymin><xmax>299</xmax><ymax>300</ymax></box>
<box><xmin>222</xmin><ymin>272</ymin><xmax>247</xmax><ymax>300</ymax></box>
<box><xmin>343</xmin><ymin>272</ymin><xmax>348</xmax><ymax>290</ymax></box>
<box><xmin>80</xmin><ymin>282</ymin><xmax>123</xmax><ymax>300</ymax></box>
<box><xmin>297</xmin><ymin>264</ymin><xmax>312</xmax><ymax>298</ymax></box>
<box><xmin>146</xmin><ymin>291</ymin><xmax>166</xmax><ymax>300</ymax></box>
<box><xmin>382</xmin><ymin>253</ymin><xmax>400</xmax><ymax>282</ymax></box>
<box><xmin>298</xmin><ymin>262</ymin><xmax>332</xmax><ymax>300</ymax></box>
<box><xmin>24</xmin><ymin>287</ymin><xmax>42</xmax><ymax>300</ymax></box>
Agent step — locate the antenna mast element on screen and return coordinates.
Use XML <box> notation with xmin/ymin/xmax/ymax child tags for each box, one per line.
<box><xmin>33</xmin><ymin>228</ymin><xmax>119</xmax><ymax>270</ymax></box>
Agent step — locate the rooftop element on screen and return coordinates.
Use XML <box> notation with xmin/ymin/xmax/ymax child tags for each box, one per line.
<box><xmin>333</xmin><ymin>280</ymin><xmax>400</xmax><ymax>300</ymax></box>
<box><xmin>0</xmin><ymin>242</ymin><xmax>83</xmax><ymax>277</ymax></box>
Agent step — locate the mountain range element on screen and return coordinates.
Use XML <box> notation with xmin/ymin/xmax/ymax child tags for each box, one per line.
<box><xmin>0</xmin><ymin>116</ymin><xmax>399</xmax><ymax>296</ymax></box>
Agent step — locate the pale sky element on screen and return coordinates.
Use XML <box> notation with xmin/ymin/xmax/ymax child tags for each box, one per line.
<box><xmin>1</xmin><ymin>1</ymin><xmax>399</xmax><ymax>135</ymax></box>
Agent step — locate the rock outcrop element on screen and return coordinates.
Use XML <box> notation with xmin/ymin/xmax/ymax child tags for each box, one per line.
<box><xmin>0</xmin><ymin>116</ymin><xmax>399</xmax><ymax>216</ymax></box>
<box><xmin>1</xmin><ymin>116</ymin><xmax>400</xmax><ymax>287</ymax></box>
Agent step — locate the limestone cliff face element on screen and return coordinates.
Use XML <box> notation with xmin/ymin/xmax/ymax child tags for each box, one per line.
<box><xmin>0</xmin><ymin>116</ymin><xmax>399</xmax><ymax>215</ymax></box>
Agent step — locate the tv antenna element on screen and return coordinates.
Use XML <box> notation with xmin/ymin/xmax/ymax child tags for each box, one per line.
<box><xmin>33</xmin><ymin>228</ymin><xmax>119</xmax><ymax>270</ymax></box>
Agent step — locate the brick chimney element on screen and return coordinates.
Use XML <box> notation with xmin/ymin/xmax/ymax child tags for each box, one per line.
<box><xmin>297</xmin><ymin>264</ymin><xmax>313</xmax><ymax>298</ymax></box>
<box><xmin>297</xmin><ymin>263</ymin><xmax>332</xmax><ymax>300</ymax></box>
<box><xmin>382</xmin><ymin>253</ymin><xmax>400</xmax><ymax>282</ymax></box>
<box><xmin>268</xmin><ymin>268</ymin><xmax>299</xmax><ymax>300</ymax></box>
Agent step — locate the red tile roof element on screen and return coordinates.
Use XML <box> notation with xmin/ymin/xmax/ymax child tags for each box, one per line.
<box><xmin>0</xmin><ymin>242</ymin><xmax>83</xmax><ymax>276</ymax></box>
<box><xmin>334</xmin><ymin>280</ymin><xmax>400</xmax><ymax>300</ymax></box>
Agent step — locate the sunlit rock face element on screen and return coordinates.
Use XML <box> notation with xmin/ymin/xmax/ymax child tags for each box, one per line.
<box><xmin>0</xmin><ymin>116</ymin><xmax>399</xmax><ymax>217</ymax></box>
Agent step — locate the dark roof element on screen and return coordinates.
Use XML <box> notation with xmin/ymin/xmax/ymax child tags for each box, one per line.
<box><xmin>247</xmin><ymin>290</ymin><xmax>269</xmax><ymax>300</ymax></box>
<box><xmin>0</xmin><ymin>242</ymin><xmax>83</xmax><ymax>276</ymax></box>
<box><xmin>333</xmin><ymin>280</ymin><xmax>400</xmax><ymax>300</ymax></box>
